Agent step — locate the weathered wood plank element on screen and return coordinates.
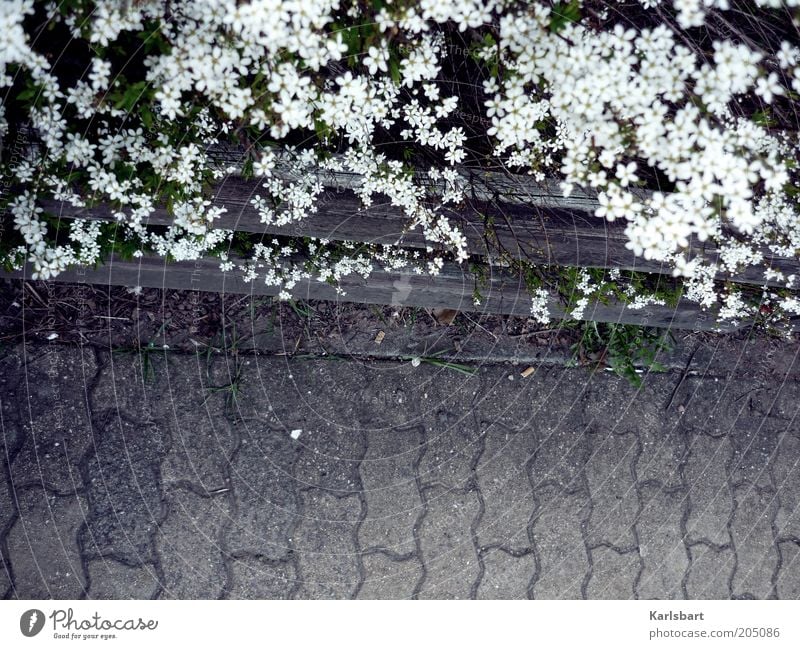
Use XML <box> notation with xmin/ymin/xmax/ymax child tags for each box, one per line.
<box><xmin>38</xmin><ymin>182</ymin><xmax>799</xmax><ymax>288</ymax></box>
<box><xmin>0</xmin><ymin>254</ymin><xmax>762</xmax><ymax>332</ymax></box>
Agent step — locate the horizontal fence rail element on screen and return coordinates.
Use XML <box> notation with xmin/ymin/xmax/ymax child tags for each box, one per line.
<box><xmin>1</xmin><ymin>253</ymin><xmax>785</xmax><ymax>333</ymax></box>
<box><xmin>4</xmin><ymin>145</ymin><xmax>799</xmax><ymax>332</ymax></box>
<box><xmin>38</xmin><ymin>181</ymin><xmax>798</xmax><ymax>289</ymax></box>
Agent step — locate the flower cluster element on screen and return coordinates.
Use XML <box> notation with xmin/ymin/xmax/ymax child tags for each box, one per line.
<box><xmin>0</xmin><ymin>0</ymin><xmax>798</xmax><ymax>331</ymax></box>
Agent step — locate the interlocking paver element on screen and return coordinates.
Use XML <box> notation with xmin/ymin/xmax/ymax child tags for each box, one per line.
<box><xmin>729</xmin><ymin>422</ymin><xmax>778</xmax><ymax>490</ymax></box>
<box><xmin>417</xmin><ymin>486</ymin><xmax>480</xmax><ymax>599</ymax></box>
<box><xmin>357</xmin><ymin>554</ymin><xmax>422</xmax><ymax>600</ymax></box>
<box><xmin>679</xmin><ymin>378</ymin><xmax>750</xmax><ymax>438</ymax></box>
<box><xmin>91</xmin><ymin>352</ymin><xmax>156</xmax><ymax>422</ymax></box>
<box><xmin>476</xmin><ymin>548</ymin><xmax>535</xmax><ymax>599</ymax></box>
<box><xmin>475</xmin><ymin>421</ymin><xmax>536</xmax><ymax>551</ymax></box>
<box><xmin>731</xmin><ymin>485</ymin><xmax>778</xmax><ymax>599</ymax></box>
<box><xmin>96</xmin><ymin>354</ymin><xmax>237</xmax><ymax>490</ymax></box>
<box><xmin>87</xmin><ymin>559</ymin><xmax>160</xmax><ymax>599</ymax></box>
<box><xmin>226</xmin><ymin>422</ymin><xmax>299</xmax><ymax>560</ymax></box>
<box><xmin>772</xmin><ymin>430</ymin><xmax>800</xmax><ymax>540</ymax></box>
<box><xmin>10</xmin><ymin>347</ymin><xmax>97</xmax><ymax>493</ymax></box>
<box><xmin>292</xmin><ymin>490</ymin><xmax>361</xmax><ymax>599</ymax></box>
<box><xmin>7</xmin><ymin>487</ymin><xmax>88</xmax><ymax>598</ymax></box>
<box><xmin>685</xmin><ymin>433</ymin><xmax>733</xmax><ymax>546</ymax></box>
<box><xmin>636</xmin><ymin>426</ymin><xmax>685</xmax><ymax>491</ymax></box>
<box><xmin>586</xmin><ymin>547</ymin><xmax>638</xmax><ymax>599</ymax></box>
<box><xmin>358</xmin><ymin>425</ymin><xmax>423</xmax><ymax>555</ymax></box>
<box><xmin>776</xmin><ymin>541</ymin><xmax>800</xmax><ymax>599</ymax></box>
<box><xmin>236</xmin><ymin>362</ymin><xmax>369</xmax><ymax>495</ymax></box>
<box><xmin>530</xmin><ymin>425</ymin><xmax>589</xmax><ymax>493</ymax></box>
<box><xmin>636</xmin><ymin>484</ymin><xmax>689</xmax><ymax>599</ymax></box>
<box><xmin>79</xmin><ymin>413</ymin><xmax>167</xmax><ymax>564</ymax></box>
<box><xmin>156</xmin><ymin>489</ymin><xmax>231</xmax><ymax>599</ymax></box>
<box><xmin>0</xmin><ymin>462</ymin><xmax>15</xmax><ymax>598</ymax></box>
<box><xmin>530</xmin><ymin>486</ymin><xmax>590</xmax><ymax>599</ymax></box>
<box><xmin>585</xmin><ymin>430</ymin><xmax>639</xmax><ymax>549</ymax></box>
<box><xmin>583</xmin><ymin>379</ymin><xmax>673</xmax><ymax>435</ymax></box>
<box><xmin>2</xmin><ymin>345</ymin><xmax>796</xmax><ymax>600</ymax></box>
<box><xmin>419</xmin><ymin>409</ymin><xmax>482</xmax><ymax>490</ymax></box>
<box><xmin>685</xmin><ymin>544</ymin><xmax>734</xmax><ymax>599</ymax></box>
<box><xmin>226</xmin><ymin>557</ymin><xmax>295</xmax><ymax>599</ymax></box>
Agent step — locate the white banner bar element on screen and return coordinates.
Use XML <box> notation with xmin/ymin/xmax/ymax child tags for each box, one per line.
<box><xmin>1</xmin><ymin>601</ymin><xmax>798</xmax><ymax>648</ymax></box>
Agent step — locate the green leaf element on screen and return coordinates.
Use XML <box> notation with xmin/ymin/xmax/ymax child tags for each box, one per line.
<box><xmin>389</xmin><ymin>56</ymin><xmax>401</xmax><ymax>85</ymax></box>
<box><xmin>140</xmin><ymin>105</ymin><xmax>154</xmax><ymax>130</ymax></box>
<box><xmin>115</xmin><ymin>81</ymin><xmax>147</xmax><ymax>111</ymax></box>
<box><xmin>16</xmin><ymin>87</ymin><xmax>36</xmax><ymax>102</ymax></box>
<box><xmin>550</xmin><ymin>0</ymin><xmax>581</xmax><ymax>32</ymax></box>
<box><xmin>241</xmin><ymin>157</ymin><xmax>254</xmax><ymax>180</ymax></box>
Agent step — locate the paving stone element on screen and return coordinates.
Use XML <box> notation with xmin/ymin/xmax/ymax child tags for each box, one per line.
<box><xmin>0</xmin><ymin>461</ymin><xmax>16</xmax><ymax>597</ymax></box>
<box><xmin>293</xmin><ymin>491</ymin><xmax>361</xmax><ymax>599</ymax></box>
<box><xmin>685</xmin><ymin>433</ymin><xmax>733</xmax><ymax>546</ymax></box>
<box><xmin>357</xmin><ymin>554</ymin><xmax>421</xmax><ymax>600</ymax></box>
<box><xmin>417</xmin><ymin>487</ymin><xmax>480</xmax><ymax>599</ymax></box>
<box><xmin>156</xmin><ymin>489</ymin><xmax>231</xmax><ymax>599</ymax></box>
<box><xmin>753</xmin><ymin>381</ymin><xmax>800</xmax><ymax>422</ymax></box>
<box><xmin>157</xmin><ymin>358</ymin><xmax>237</xmax><ymax>490</ymax></box>
<box><xmin>236</xmin><ymin>361</ymin><xmax>370</xmax><ymax>495</ymax></box>
<box><xmin>729</xmin><ymin>423</ymin><xmax>778</xmax><ymax>490</ymax></box>
<box><xmin>776</xmin><ymin>541</ymin><xmax>800</xmax><ymax>599</ymax></box>
<box><xmin>530</xmin><ymin>487</ymin><xmax>590</xmax><ymax>599</ymax></box>
<box><xmin>10</xmin><ymin>347</ymin><xmax>97</xmax><ymax>493</ymax></box>
<box><xmin>475</xmin><ymin>421</ymin><xmax>536</xmax><ymax>551</ymax></box>
<box><xmin>585</xmin><ymin>430</ymin><xmax>639</xmax><ymax>549</ymax></box>
<box><xmin>636</xmin><ymin>485</ymin><xmax>689</xmax><ymax>599</ymax></box>
<box><xmin>685</xmin><ymin>544</ymin><xmax>734</xmax><ymax>599</ymax></box>
<box><xmin>227</xmin><ymin>557</ymin><xmax>295</xmax><ymax>599</ymax></box>
<box><xmin>0</xmin><ymin>555</ymin><xmax>10</xmax><ymax>598</ymax></box>
<box><xmin>95</xmin><ymin>354</ymin><xmax>236</xmax><ymax>491</ymax></box>
<box><xmin>293</xmin><ymin>423</ymin><xmax>365</xmax><ymax>496</ymax></box>
<box><xmin>530</xmin><ymin>424</ymin><xmax>589</xmax><ymax>493</ymax></box>
<box><xmin>679</xmin><ymin>378</ymin><xmax>751</xmax><ymax>438</ymax></box>
<box><xmin>5</xmin><ymin>344</ymin><xmax>800</xmax><ymax>601</ymax></box>
<box><xmin>476</xmin><ymin>549</ymin><xmax>535</xmax><ymax>599</ymax></box>
<box><xmin>731</xmin><ymin>485</ymin><xmax>778</xmax><ymax>599</ymax></box>
<box><xmin>583</xmin><ymin>378</ymin><xmax>673</xmax><ymax>436</ymax></box>
<box><xmin>0</xmin><ymin>349</ymin><xmax>23</xmax><ymax>455</ymax></box>
<box><xmin>772</xmin><ymin>430</ymin><xmax>800</xmax><ymax>540</ymax></box>
<box><xmin>7</xmin><ymin>487</ymin><xmax>88</xmax><ymax>598</ymax></box>
<box><xmin>226</xmin><ymin>422</ymin><xmax>299</xmax><ymax>560</ymax></box>
<box><xmin>87</xmin><ymin>559</ymin><xmax>160</xmax><ymax>599</ymax></box>
<box><xmin>80</xmin><ymin>414</ymin><xmax>167</xmax><ymax>565</ymax></box>
<box><xmin>91</xmin><ymin>351</ymin><xmax>157</xmax><ymax>422</ymax></box>
<box><xmin>358</xmin><ymin>425</ymin><xmax>423</xmax><ymax>556</ymax></box>
<box><xmin>585</xmin><ymin>547</ymin><xmax>638</xmax><ymax>599</ymax></box>
<box><xmin>237</xmin><ymin>358</ymin><xmax>412</xmax><ymax>435</ymax></box>
<box><xmin>418</xmin><ymin>409</ymin><xmax>481</xmax><ymax>490</ymax></box>
<box><xmin>636</xmin><ymin>426</ymin><xmax>685</xmax><ymax>490</ymax></box>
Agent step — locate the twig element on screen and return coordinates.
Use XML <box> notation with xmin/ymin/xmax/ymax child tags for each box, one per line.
<box><xmin>663</xmin><ymin>344</ymin><xmax>699</xmax><ymax>411</ymax></box>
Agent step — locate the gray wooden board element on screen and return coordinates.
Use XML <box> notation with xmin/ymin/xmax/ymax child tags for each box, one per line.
<box><xmin>0</xmin><ymin>255</ymin><xmax>770</xmax><ymax>333</ymax></box>
<box><xmin>37</xmin><ymin>183</ymin><xmax>798</xmax><ymax>288</ymax></box>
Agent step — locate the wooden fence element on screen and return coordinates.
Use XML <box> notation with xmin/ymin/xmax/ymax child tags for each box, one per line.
<box><xmin>3</xmin><ymin>150</ymin><xmax>799</xmax><ymax>332</ymax></box>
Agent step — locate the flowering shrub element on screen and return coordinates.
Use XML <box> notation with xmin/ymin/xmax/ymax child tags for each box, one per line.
<box><xmin>1</xmin><ymin>0</ymin><xmax>799</xmax><ymax>327</ymax></box>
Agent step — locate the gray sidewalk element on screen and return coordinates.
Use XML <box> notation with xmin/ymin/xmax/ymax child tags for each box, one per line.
<box><xmin>1</xmin><ymin>342</ymin><xmax>799</xmax><ymax>599</ymax></box>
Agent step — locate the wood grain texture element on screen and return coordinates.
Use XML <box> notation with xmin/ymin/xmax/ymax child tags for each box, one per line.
<box><xmin>38</xmin><ymin>183</ymin><xmax>798</xmax><ymax>288</ymax></box>
<box><xmin>0</xmin><ymin>254</ymin><xmax>768</xmax><ymax>332</ymax></box>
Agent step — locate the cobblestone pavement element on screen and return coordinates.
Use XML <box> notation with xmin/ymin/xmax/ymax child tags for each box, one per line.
<box><xmin>1</xmin><ymin>342</ymin><xmax>799</xmax><ymax>599</ymax></box>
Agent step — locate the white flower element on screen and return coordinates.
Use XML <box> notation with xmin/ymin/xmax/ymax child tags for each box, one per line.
<box><xmin>616</xmin><ymin>162</ymin><xmax>638</xmax><ymax>187</ymax></box>
<box><xmin>754</xmin><ymin>72</ymin><xmax>783</xmax><ymax>104</ymax></box>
